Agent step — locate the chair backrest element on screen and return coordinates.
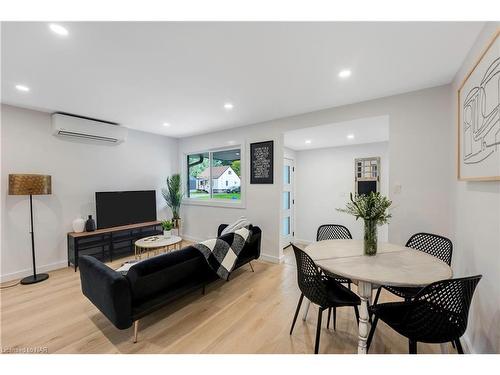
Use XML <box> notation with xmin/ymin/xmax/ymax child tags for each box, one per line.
<box><xmin>405</xmin><ymin>232</ymin><xmax>453</xmax><ymax>265</ymax></box>
<box><xmin>405</xmin><ymin>275</ymin><xmax>481</xmax><ymax>342</ymax></box>
<box><xmin>291</xmin><ymin>244</ymin><xmax>329</xmax><ymax>307</ymax></box>
<box><xmin>316</xmin><ymin>224</ymin><xmax>352</xmax><ymax>241</ymax></box>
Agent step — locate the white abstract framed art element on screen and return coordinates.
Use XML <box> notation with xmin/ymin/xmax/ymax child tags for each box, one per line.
<box><xmin>458</xmin><ymin>29</ymin><xmax>500</xmax><ymax>181</ymax></box>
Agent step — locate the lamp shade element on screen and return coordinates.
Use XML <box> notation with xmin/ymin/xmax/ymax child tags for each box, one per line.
<box><xmin>9</xmin><ymin>174</ymin><xmax>52</xmax><ymax>195</ymax></box>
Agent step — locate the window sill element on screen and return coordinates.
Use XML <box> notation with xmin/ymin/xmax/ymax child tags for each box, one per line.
<box><xmin>182</xmin><ymin>198</ymin><xmax>246</xmax><ymax>209</ymax></box>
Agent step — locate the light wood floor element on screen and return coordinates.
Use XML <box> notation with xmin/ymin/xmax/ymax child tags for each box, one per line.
<box><xmin>0</xmin><ymin>242</ymin><xmax>455</xmax><ymax>354</ymax></box>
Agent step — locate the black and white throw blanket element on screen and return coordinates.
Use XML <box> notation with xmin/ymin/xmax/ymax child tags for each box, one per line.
<box><xmin>193</xmin><ymin>227</ymin><xmax>251</xmax><ymax>280</ymax></box>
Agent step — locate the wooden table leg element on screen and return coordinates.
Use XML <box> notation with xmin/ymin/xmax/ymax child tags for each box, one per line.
<box><xmin>357</xmin><ymin>281</ymin><xmax>372</xmax><ymax>354</ymax></box>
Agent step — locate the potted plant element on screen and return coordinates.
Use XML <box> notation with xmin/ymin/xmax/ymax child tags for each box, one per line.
<box><xmin>337</xmin><ymin>192</ymin><xmax>392</xmax><ymax>256</ymax></box>
<box><xmin>161</xmin><ymin>220</ymin><xmax>173</xmax><ymax>238</ymax></box>
<box><xmin>162</xmin><ymin>174</ymin><xmax>183</xmax><ymax>233</ymax></box>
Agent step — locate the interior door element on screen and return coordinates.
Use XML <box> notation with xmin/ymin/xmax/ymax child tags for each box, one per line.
<box><xmin>282</xmin><ymin>158</ymin><xmax>294</xmax><ymax>247</ymax></box>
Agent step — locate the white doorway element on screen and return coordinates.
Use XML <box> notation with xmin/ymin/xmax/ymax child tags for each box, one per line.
<box><xmin>281</xmin><ymin>158</ymin><xmax>295</xmax><ymax>247</ymax></box>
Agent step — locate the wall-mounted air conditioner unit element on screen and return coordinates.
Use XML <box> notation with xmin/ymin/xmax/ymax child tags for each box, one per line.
<box><xmin>51</xmin><ymin>113</ymin><xmax>127</xmax><ymax>144</ymax></box>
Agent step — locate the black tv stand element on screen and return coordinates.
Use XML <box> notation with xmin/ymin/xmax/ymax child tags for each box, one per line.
<box><xmin>67</xmin><ymin>221</ymin><xmax>162</xmax><ymax>271</ymax></box>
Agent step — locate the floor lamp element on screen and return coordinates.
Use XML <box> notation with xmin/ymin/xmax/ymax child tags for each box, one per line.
<box><xmin>9</xmin><ymin>174</ymin><xmax>52</xmax><ymax>285</ymax></box>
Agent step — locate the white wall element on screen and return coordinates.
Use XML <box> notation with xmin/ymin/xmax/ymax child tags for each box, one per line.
<box><xmin>283</xmin><ymin>147</ymin><xmax>296</xmax><ymax>160</ymax></box>
<box><xmin>0</xmin><ymin>104</ymin><xmax>178</xmax><ymax>282</ymax></box>
<box><xmin>450</xmin><ymin>23</ymin><xmax>500</xmax><ymax>354</ymax></box>
<box><xmin>180</xmin><ymin>84</ymin><xmax>453</xmax><ymax>263</ymax></box>
<box><xmin>294</xmin><ymin>141</ymin><xmax>389</xmax><ymax>243</ymax></box>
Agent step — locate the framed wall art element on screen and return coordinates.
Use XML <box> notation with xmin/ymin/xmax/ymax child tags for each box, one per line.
<box><xmin>457</xmin><ymin>29</ymin><xmax>499</xmax><ymax>181</ymax></box>
<box><xmin>250</xmin><ymin>140</ymin><xmax>274</xmax><ymax>184</ymax></box>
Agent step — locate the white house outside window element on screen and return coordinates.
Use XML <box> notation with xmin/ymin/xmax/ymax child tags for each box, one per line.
<box><xmin>186</xmin><ymin>148</ymin><xmax>241</xmax><ymax>201</ymax></box>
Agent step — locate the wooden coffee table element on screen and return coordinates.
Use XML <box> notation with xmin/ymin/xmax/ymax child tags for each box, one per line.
<box><xmin>134</xmin><ymin>235</ymin><xmax>182</xmax><ymax>259</ymax></box>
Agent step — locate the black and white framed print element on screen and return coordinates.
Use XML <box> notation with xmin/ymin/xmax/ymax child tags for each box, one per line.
<box><xmin>250</xmin><ymin>141</ymin><xmax>274</xmax><ymax>184</ymax></box>
<box><xmin>458</xmin><ymin>30</ymin><xmax>499</xmax><ymax>181</ymax></box>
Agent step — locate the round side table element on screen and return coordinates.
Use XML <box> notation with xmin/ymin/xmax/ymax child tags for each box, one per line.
<box><xmin>134</xmin><ymin>235</ymin><xmax>182</xmax><ymax>259</ymax></box>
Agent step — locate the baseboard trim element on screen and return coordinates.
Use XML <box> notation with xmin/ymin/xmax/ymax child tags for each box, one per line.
<box><xmin>259</xmin><ymin>252</ymin><xmax>283</xmax><ymax>264</ymax></box>
<box><xmin>0</xmin><ymin>260</ymin><xmax>68</xmax><ymax>283</ymax></box>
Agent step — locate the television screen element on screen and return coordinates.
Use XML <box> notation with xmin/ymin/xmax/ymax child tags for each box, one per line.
<box><xmin>95</xmin><ymin>190</ymin><xmax>157</xmax><ymax>229</ymax></box>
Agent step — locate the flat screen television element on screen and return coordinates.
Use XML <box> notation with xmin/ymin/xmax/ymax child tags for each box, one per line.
<box><xmin>95</xmin><ymin>190</ymin><xmax>157</xmax><ymax>229</ymax></box>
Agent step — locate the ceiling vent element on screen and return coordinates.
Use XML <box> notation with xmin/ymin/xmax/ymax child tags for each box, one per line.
<box><xmin>51</xmin><ymin>113</ymin><xmax>127</xmax><ymax>144</ymax></box>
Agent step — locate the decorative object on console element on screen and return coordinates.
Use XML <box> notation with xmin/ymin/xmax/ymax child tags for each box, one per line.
<box><xmin>457</xmin><ymin>29</ymin><xmax>499</xmax><ymax>181</ymax></box>
<box><xmin>72</xmin><ymin>217</ymin><xmax>85</xmax><ymax>233</ymax></box>
<box><xmin>162</xmin><ymin>173</ymin><xmax>183</xmax><ymax>235</ymax></box>
<box><xmin>8</xmin><ymin>174</ymin><xmax>52</xmax><ymax>285</ymax></box>
<box><xmin>85</xmin><ymin>215</ymin><xmax>96</xmax><ymax>232</ymax></box>
<box><xmin>161</xmin><ymin>220</ymin><xmax>173</xmax><ymax>238</ymax></box>
<box><xmin>337</xmin><ymin>192</ymin><xmax>392</xmax><ymax>256</ymax></box>
<box><xmin>250</xmin><ymin>140</ymin><xmax>274</xmax><ymax>184</ymax></box>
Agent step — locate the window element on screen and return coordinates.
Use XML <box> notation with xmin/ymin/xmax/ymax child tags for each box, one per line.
<box><xmin>355</xmin><ymin>157</ymin><xmax>380</xmax><ymax>195</ymax></box>
<box><xmin>284</xmin><ymin>165</ymin><xmax>291</xmax><ymax>184</ymax></box>
<box><xmin>282</xmin><ymin>216</ymin><xmax>291</xmax><ymax>236</ymax></box>
<box><xmin>186</xmin><ymin>148</ymin><xmax>241</xmax><ymax>202</ymax></box>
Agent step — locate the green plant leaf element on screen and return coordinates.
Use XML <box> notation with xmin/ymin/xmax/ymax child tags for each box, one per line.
<box><xmin>162</xmin><ymin>174</ymin><xmax>183</xmax><ymax>219</ymax></box>
<box><xmin>336</xmin><ymin>192</ymin><xmax>392</xmax><ymax>225</ymax></box>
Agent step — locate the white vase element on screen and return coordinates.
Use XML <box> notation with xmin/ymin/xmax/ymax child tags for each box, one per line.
<box><xmin>164</xmin><ymin>230</ymin><xmax>172</xmax><ymax>238</ymax></box>
<box><xmin>72</xmin><ymin>218</ymin><xmax>85</xmax><ymax>233</ymax></box>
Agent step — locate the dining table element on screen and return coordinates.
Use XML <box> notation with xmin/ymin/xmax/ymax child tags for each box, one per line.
<box><xmin>304</xmin><ymin>239</ymin><xmax>453</xmax><ymax>354</ymax></box>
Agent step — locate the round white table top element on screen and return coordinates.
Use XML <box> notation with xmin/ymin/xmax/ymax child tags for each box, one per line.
<box><xmin>305</xmin><ymin>239</ymin><xmax>452</xmax><ymax>287</ymax></box>
<box><xmin>135</xmin><ymin>235</ymin><xmax>182</xmax><ymax>248</ymax></box>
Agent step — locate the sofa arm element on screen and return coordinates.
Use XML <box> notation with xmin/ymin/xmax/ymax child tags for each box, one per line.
<box><xmin>249</xmin><ymin>226</ymin><xmax>262</xmax><ymax>259</ymax></box>
<box><xmin>217</xmin><ymin>224</ymin><xmax>229</xmax><ymax>237</ymax></box>
<box><xmin>79</xmin><ymin>255</ymin><xmax>133</xmax><ymax>329</ymax></box>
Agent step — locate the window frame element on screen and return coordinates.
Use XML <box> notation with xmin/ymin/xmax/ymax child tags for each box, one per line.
<box><xmin>182</xmin><ymin>144</ymin><xmax>245</xmax><ymax>209</ymax></box>
<box><xmin>354</xmin><ymin>156</ymin><xmax>380</xmax><ymax>195</ymax></box>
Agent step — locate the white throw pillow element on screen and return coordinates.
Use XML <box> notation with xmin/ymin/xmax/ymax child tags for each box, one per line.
<box><xmin>221</xmin><ymin>216</ymin><xmax>250</xmax><ymax>236</ymax></box>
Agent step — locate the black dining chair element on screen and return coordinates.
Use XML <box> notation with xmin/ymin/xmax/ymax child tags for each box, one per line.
<box><xmin>289</xmin><ymin>244</ymin><xmax>360</xmax><ymax>354</ymax></box>
<box><xmin>316</xmin><ymin>224</ymin><xmax>353</xmax><ymax>329</ymax></box>
<box><xmin>367</xmin><ymin>275</ymin><xmax>481</xmax><ymax>354</ymax></box>
<box><xmin>372</xmin><ymin>233</ymin><xmax>453</xmax><ymax>306</ymax></box>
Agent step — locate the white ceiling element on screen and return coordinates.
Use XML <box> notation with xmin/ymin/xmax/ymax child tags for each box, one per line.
<box><xmin>284</xmin><ymin>115</ymin><xmax>389</xmax><ymax>151</ymax></box>
<box><xmin>1</xmin><ymin>22</ymin><xmax>484</xmax><ymax>138</ymax></box>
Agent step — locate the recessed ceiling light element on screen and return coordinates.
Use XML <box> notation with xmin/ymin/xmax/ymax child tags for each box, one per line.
<box><xmin>305</xmin><ymin>139</ymin><xmax>312</xmax><ymax>144</ymax></box>
<box><xmin>15</xmin><ymin>84</ymin><xmax>30</xmax><ymax>92</ymax></box>
<box><xmin>224</xmin><ymin>103</ymin><xmax>234</xmax><ymax>110</ymax></box>
<box><xmin>163</xmin><ymin>122</ymin><xmax>171</xmax><ymax>127</ymax></box>
<box><xmin>338</xmin><ymin>69</ymin><xmax>352</xmax><ymax>78</ymax></box>
<box><xmin>49</xmin><ymin>23</ymin><xmax>69</xmax><ymax>36</ymax></box>
<box><xmin>347</xmin><ymin>134</ymin><xmax>355</xmax><ymax>139</ymax></box>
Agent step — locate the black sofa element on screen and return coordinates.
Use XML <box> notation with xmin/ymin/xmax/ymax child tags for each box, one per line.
<box><xmin>79</xmin><ymin>224</ymin><xmax>261</xmax><ymax>342</ymax></box>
